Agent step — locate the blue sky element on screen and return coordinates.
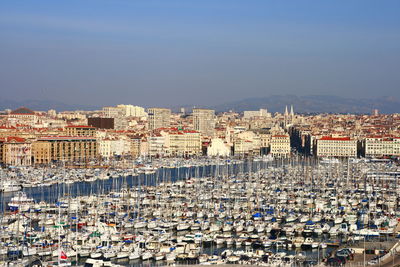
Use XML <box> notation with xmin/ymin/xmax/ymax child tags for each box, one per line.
<box><xmin>0</xmin><ymin>0</ymin><xmax>399</xmax><ymax>107</ymax></box>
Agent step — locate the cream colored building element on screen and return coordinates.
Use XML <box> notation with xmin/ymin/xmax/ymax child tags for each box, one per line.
<box><xmin>316</xmin><ymin>136</ymin><xmax>357</xmax><ymax>158</ymax></box>
<box><xmin>234</xmin><ymin>139</ymin><xmax>260</xmax><ymax>156</ymax></box>
<box><xmin>148</xmin><ymin>129</ymin><xmax>202</xmax><ymax>157</ymax></box>
<box><xmin>147</xmin><ymin>108</ymin><xmax>171</xmax><ymax>130</ymax></box>
<box><xmin>148</xmin><ymin>134</ymin><xmax>167</xmax><ymax>157</ymax></box>
<box><xmin>162</xmin><ymin>129</ymin><xmax>202</xmax><ymax>157</ymax></box>
<box><xmin>1</xmin><ymin>137</ymin><xmax>32</xmax><ymax>166</ymax></box>
<box><xmin>102</xmin><ymin>106</ymin><xmax>124</xmax><ymax>118</ymax></box>
<box><xmin>193</xmin><ymin>108</ymin><xmax>215</xmax><ymax>137</ymax></box>
<box><xmin>98</xmin><ymin>138</ymin><xmax>131</xmax><ymax>158</ymax></box>
<box><xmin>270</xmin><ymin>134</ymin><xmax>291</xmax><ymax>158</ymax></box>
<box><xmin>364</xmin><ymin>136</ymin><xmax>400</xmax><ymax>157</ymax></box>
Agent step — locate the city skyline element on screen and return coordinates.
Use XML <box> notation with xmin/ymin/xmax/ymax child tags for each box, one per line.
<box><xmin>1</xmin><ymin>0</ymin><xmax>400</xmax><ymax>107</ymax></box>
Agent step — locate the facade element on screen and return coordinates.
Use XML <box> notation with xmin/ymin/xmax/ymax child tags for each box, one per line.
<box><xmin>316</xmin><ymin>136</ymin><xmax>357</xmax><ymax>158</ymax></box>
<box><xmin>116</xmin><ymin>105</ymin><xmax>147</xmax><ymax>117</ymax></box>
<box><xmin>65</xmin><ymin>125</ymin><xmax>96</xmax><ymax>137</ymax></box>
<box><xmin>8</xmin><ymin>107</ymin><xmax>37</xmax><ymax>125</ymax></box>
<box><xmin>32</xmin><ymin>136</ymin><xmax>97</xmax><ymax>164</ymax></box>
<box><xmin>131</xmin><ymin>137</ymin><xmax>142</xmax><ymax>158</ymax></box>
<box><xmin>234</xmin><ymin>139</ymin><xmax>260</xmax><ymax>156</ymax></box>
<box><xmin>102</xmin><ymin>106</ymin><xmax>124</xmax><ymax>118</ymax></box>
<box><xmin>243</xmin><ymin>109</ymin><xmax>269</xmax><ymax>119</ymax></box>
<box><xmin>147</xmin><ymin>108</ymin><xmax>171</xmax><ymax>130</ymax></box>
<box><xmin>364</xmin><ymin>136</ymin><xmax>400</xmax><ymax>157</ymax></box>
<box><xmin>192</xmin><ymin>108</ymin><xmax>215</xmax><ymax>137</ymax></box>
<box><xmin>147</xmin><ymin>129</ymin><xmax>202</xmax><ymax>157</ymax></box>
<box><xmin>98</xmin><ymin>138</ymin><xmax>131</xmax><ymax>158</ymax></box>
<box><xmin>165</xmin><ymin>130</ymin><xmax>202</xmax><ymax>157</ymax></box>
<box><xmin>88</xmin><ymin>118</ymin><xmax>114</xmax><ymax>129</ymax></box>
<box><xmin>1</xmin><ymin>137</ymin><xmax>32</xmax><ymax>166</ymax></box>
<box><xmin>270</xmin><ymin>135</ymin><xmax>291</xmax><ymax>158</ymax></box>
<box><xmin>148</xmin><ymin>135</ymin><xmax>166</xmax><ymax>157</ymax></box>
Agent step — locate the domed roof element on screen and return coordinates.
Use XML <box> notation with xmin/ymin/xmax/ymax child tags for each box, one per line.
<box><xmin>10</xmin><ymin>107</ymin><xmax>35</xmax><ymax>115</ymax></box>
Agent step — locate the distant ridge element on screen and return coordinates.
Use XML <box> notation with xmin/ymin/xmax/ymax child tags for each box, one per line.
<box><xmin>210</xmin><ymin>95</ymin><xmax>400</xmax><ymax>114</ymax></box>
<box><xmin>0</xmin><ymin>99</ymin><xmax>99</xmax><ymax>112</ymax></box>
<box><xmin>1</xmin><ymin>95</ymin><xmax>399</xmax><ymax>114</ymax></box>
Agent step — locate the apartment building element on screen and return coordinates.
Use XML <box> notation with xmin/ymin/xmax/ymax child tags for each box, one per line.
<box><xmin>1</xmin><ymin>137</ymin><xmax>32</xmax><ymax>166</ymax></box>
<box><xmin>32</xmin><ymin>136</ymin><xmax>97</xmax><ymax>164</ymax></box>
<box><xmin>147</xmin><ymin>108</ymin><xmax>171</xmax><ymax>130</ymax></box>
<box><xmin>270</xmin><ymin>135</ymin><xmax>291</xmax><ymax>158</ymax></box>
<box><xmin>192</xmin><ymin>108</ymin><xmax>215</xmax><ymax>137</ymax></box>
<box><xmin>316</xmin><ymin>136</ymin><xmax>357</xmax><ymax>158</ymax></box>
<box><xmin>364</xmin><ymin>136</ymin><xmax>400</xmax><ymax>157</ymax></box>
<box><xmin>65</xmin><ymin>125</ymin><xmax>96</xmax><ymax>137</ymax></box>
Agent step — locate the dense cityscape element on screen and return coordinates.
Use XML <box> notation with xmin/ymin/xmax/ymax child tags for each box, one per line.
<box><xmin>2</xmin><ymin>0</ymin><xmax>400</xmax><ymax>266</ymax></box>
<box><xmin>0</xmin><ymin>105</ymin><xmax>399</xmax><ymax>167</ymax></box>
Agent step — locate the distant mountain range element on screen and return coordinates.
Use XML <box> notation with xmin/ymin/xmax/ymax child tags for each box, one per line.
<box><xmin>210</xmin><ymin>95</ymin><xmax>400</xmax><ymax>114</ymax></box>
<box><xmin>1</xmin><ymin>95</ymin><xmax>399</xmax><ymax>114</ymax></box>
<box><xmin>0</xmin><ymin>99</ymin><xmax>99</xmax><ymax>112</ymax></box>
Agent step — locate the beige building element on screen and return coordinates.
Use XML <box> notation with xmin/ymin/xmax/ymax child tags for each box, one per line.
<box><xmin>131</xmin><ymin>137</ymin><xmax>142</xmax><ymax>158</ymax></box>
<box><xmin>102</xmin><ymin>106</ymin><xmax>124</xmax><ymax>118</ymax></box>
<box><xmin>148</xmin><ymin>128</ymin><xmax>202</xmax><ymax>157</ymax></box>
<box><xmin>165</xmin><ymin>130</ymin><xmax>202</xmax><ymax>157</ymax></box>
<box><xmin>147</xmin><ymin>108</ymin><xmax>171</xmax><ymax>130</ymax></box>
<box><xmin>65</xmin><ymin>125</ymin><xmax>96</xmax><ymax>137</ymax></box>
<box><xmin>316</xmin><ymin>136</ymin><xmax>357</xmax><ymax>158</ymax></box>
<box><xmin>1</xmin><ymin>137</ymin><xmax>32</xmax><ymax>166</ymax></box>
<box><xmin>8</xmin><ymin>107</ymin><xmax>38</xmax><ymax>125</ymax></box>
<box><xmin>270</xmin><ymin>134</ymin><xmax>291</xmax><ymax>158</ymax></box>
<box><xmin>243</xmin><ymin>109</ymin><xmax>269</xmax><ymax>119</ymax></box>
<box><xmin>364</xmin><ymin>136</ymin><xmax>400</xmax><ymax>157</ymax></box>
<box><xmin>148</xmin><ymin>134</ymin><xmax>166</xmax><ymax>157</ymax></box>
<box><xmin>32</xmin><ymin>136</ymin><xmax>97</xmax><ymax>164</ymax></box>
<box><xmin>193</xmin><ymin>108</ymin><xmax>215</xmax><ymax>137</ymax></box>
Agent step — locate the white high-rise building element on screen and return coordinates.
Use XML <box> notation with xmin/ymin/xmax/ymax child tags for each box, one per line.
<box><xmin>192</xmin><ymin>108</ymin><xmax>215</xmax><ymax>137</ymax></box>
<box><xmin>117</xmin><ymin>104</ymin><xmax>147</xmax><ymax>117</ymax></box>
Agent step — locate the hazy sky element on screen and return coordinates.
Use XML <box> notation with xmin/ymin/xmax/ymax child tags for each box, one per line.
<box><xmin>0</xmin><ymin>0</ymin><xmax>399</xmax><ymax>107</ymax></box>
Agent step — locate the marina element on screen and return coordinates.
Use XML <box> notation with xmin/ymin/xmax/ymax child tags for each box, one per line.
<box><xmin>1</xmin><ymin>157</ymin><xmax>400</xmax><ymax>266</ymax></box>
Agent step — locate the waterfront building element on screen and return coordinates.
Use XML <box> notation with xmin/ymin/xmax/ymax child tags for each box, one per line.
<box><xmin>148</xmin><ymin>134</ymin><xmax>166</xmax><ymax>157</ymax></box>
<box><xmin>364</xmin><ymin>136</ymin><xmax>400</xmax><ymax>157</ymax></box>
<box><xmin>316</xmin><ymin>136</ymin><xmax>357</xmax><ymax>158</ymax></box>
<box><xmin>270</xmin><ymin>134</ymin><xmax>291</xmax><ymax>158</ymax></box>
<box><xmin>147</xmin><ymin>108</ymin><xmax>171</xmax><ymax>130</ymax></box>
<box><xmin>192</xmin><ymin>108</ymin><xmax>215</xmax><ymax>137</ymax></box>
<box><xmin>1</xmin><ymin>136</ymin><xmax>32</xmax><ymax>166</ymax></box>
<box><xmin>130</xmin><ymin>136</ymin><xmax>143</xmax><ymax>158</ymax></box>
<box><xmin>165</xmin><ymin>129</ymin><xmax>202</xmax><ymax>157</ymax></box>
<box><xmin>32</xmin><ymin>136</ymin><xmax>97</xmax><ymax>164</ymax></box>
